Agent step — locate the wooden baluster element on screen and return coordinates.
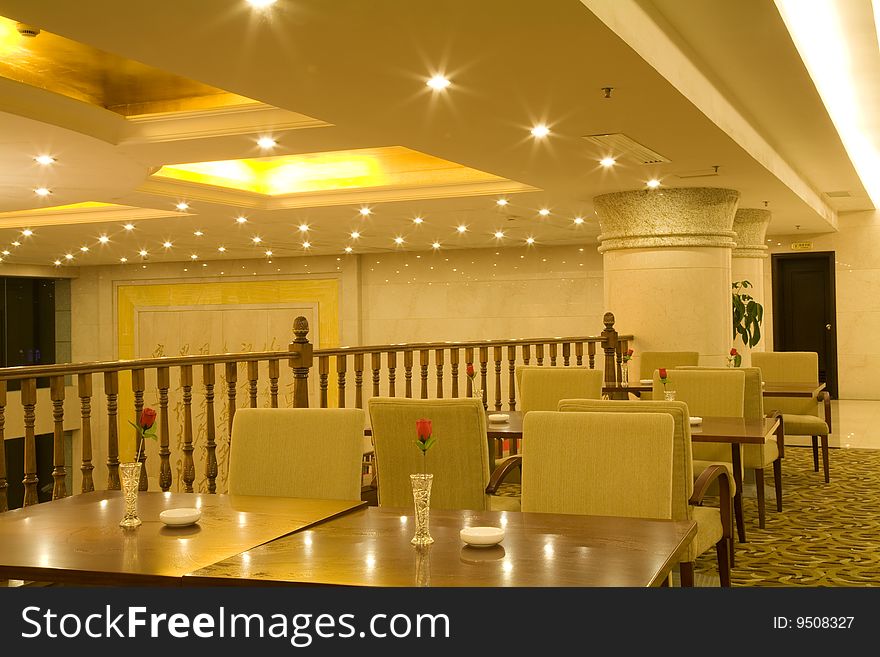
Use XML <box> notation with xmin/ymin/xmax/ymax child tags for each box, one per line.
<box><xmin>181</xmin><ymin>365</ymin><xmax>195</xmax><ymax>493</ymax></box>
<box><xmin>318</xmin><ymin>356</ymin><xmax>329</xmax><ymax>408</ymax></box>
<box><xmin>576</xmin><ymin>342</ymin><xmax>584</xmax><ymax>366</ymax></box>
<box><xmin>563</xmin><ymin>342</ymin><xmax>571</xmax><ymax>367</ymax></box>
<box><xmin>404</xmin><ymin>350</ymin><xmax>414</xmax><ymax>398</ymax></box>
<box><xmin>479</xmin><ymin>346</ymin><xmax>489</xmax><ymax>409</ymax></box>
<box><xmin>601</xmin><ymin>312</ymin><xmax>620</xmax><ymax>385</ymax></box>
<box><xmin>435</xmin><ymin>349</ymin><xmax>445</xmax><ymax>398</ymax></box>
<box><xmin>420</xmin><ymin>349</ymin><xmax>430</xmax><ymax>399</ymax></box>
<box><xmin>77</xmin><ymin>374</ymin><xmax>94</xmax><ymax>494</ymax></box>
<box><xmin>226</xmin><ymin>362</ymin><xmax>238</xmax><ymax>439</ymax></box>
<box><xmin>371</xmin><ymin>352</ymin><xmax>381</xmax><ymax>398</ymax></box>
<box><xmin>450</xmin><ymin>349</ymin><xmax>459</xmax><ymax>398</ymax></box>
<box><xmin>523</xmin><ymin>344</ymin><xmax>531</xmax><ymax>366</ymax></box>
<box><xmin>50</xmin><ymin>375</ymin><xmax>67</xmax><ymax>500</ymax></box>
<box><xmin>0</xmin><ymin>381</ymin><xmax>6</xmax><ymax>511</ymax></box>
<box><xmin>536</xmin><ymin>344</ymin><xmax>545</xmax><ymax>366</ymax></box>
<box><xmin>354</xmin><ymin>353</ymin><xmax>364</xmax><ymax>408</ymax></box>
<box><xmin>268</xmin><ymin>359</ymin><xmax>280</xmax><ymax>408</ymax></box>
<box><xmin>616</xmin><ymin>340</ymin><xmax>625</xmax><ymax>382</ymax></box>
<box><xmin>131</xmin><ymin>368</ymin><xmax>147</xmax><ymax>491</ymax></box>
<box><xmin>493</xmin><ymin>346</ymin><xmax>503</xmax><ymax>411</ymax></box>
<box><xmin>550</xmin><ymin>343</ymin><xmax>558</xmax><ymax>367</ymax></box>
<box><xmin>465</xmin><ymin>347</ymin><xmax>475</xmax><ymax>396</ymax></box>
<box><xmin>388</xmin><ymin>351</ymin><xmax>397</xmax><ymax>397</ymax></box>
<box><xmin>288</xmin><ymin>316</ymin><xmax>313</xmax><ymax>409</ymax></box>
<box><xmin>247</xmin><ymin>360</ymin><xmax>259</xmax><ymax>408</ymax></box>
<box><xmin>588</xmin><ymin>342</ymin><xmax>596</xmax><ymax>370</ymax></box>
<box><xmin>337</xmin><ymin>355</ymin><xmax>347</xmax><ymax>408</ymax></box>
<box><xmin>508</xmin><ymin>345</ymin><xmax>517</xmax><ymax>411</ymax></box>
<box><xmin>158</xmin><ymin>367</ymin><xmax>172</xmax><ymax>492</ymax></box>
<box><xmin>202</xmin><ymin>364</ymin><xmax>217</xmax><ymax>494</ymax></box>
<box><xmin>104</xmin><ymin>371</ymin><xmax>120</xmax><ymax>490</ymax></box>
<box><xmin>22</xmin><ymin>378</ymin><xmax>38</xmax><ymax>506</ymax></box>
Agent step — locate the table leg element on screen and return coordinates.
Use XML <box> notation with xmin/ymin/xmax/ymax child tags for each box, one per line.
<box><xmin>731</xmin><ymin>443</ymin><xmax>746</xmax><ymax>543</ymax></box>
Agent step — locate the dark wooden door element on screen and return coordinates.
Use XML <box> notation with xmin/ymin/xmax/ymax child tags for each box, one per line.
<box><xmin>771</xmin><ymin>252</ymin><xmax>838</xmax><ymax>397</ymax></box>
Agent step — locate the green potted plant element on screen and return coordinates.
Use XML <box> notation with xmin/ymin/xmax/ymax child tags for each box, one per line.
<box><xmin>732</xmin><ymin>280</ymin><xmax>764</xmax><ymax>348</ymax></box>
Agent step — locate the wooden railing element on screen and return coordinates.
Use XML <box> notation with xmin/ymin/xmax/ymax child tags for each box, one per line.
<box><xmin>0</xmin><ymin>312</ymin><xmax>631</xmax><ymax>511</ymax></box>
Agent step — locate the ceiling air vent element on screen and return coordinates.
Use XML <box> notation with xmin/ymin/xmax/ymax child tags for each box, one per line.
<box><xmin>15</xmin><ymin>23</ymin><xmax>41</xmax><ymax>37</ymax></box>
<box><xmin>581</xmin><ymin>133</ymin><xmax>670</xmax><ymax>165</ymax></box>
<box><xmin>674</xmin><ymin>168</ymin><xmax>720</xmax><ymax>179</ymax></box>
<box><xmin>824</xmin><ymin>190</ymin><xmax>852</xmax><ymax>198</ymax></box>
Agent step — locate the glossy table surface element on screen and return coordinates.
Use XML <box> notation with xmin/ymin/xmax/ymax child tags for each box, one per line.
<box><xmin>0</xmin><ymin>491</ymin><xmax>365</xmax><ymax>585</ymax></box>
<box><xmin>689</xmin><ymin>416</ymin><xmax>781</xmax><ymax>444</ymax></box>
<box><xmin>184</xmin><ymin>506</ymin><xmax>697</xmax><ymax>587</ymax></box>
<box><xmin>761</xmin><ymin>382</ymin><xmax>826</xmax><ymax>398</ymax></box>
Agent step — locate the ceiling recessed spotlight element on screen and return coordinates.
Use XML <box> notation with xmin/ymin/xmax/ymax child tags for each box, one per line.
<box><xmin>456</xmin><ymin>225</ymin><xmax>467</xmax><ymax>233</ymax></box>
<box><xmin>80</xmin><ymin>246</ymin><xmax>89</xmax><ymax>252</ymax></box>
<box><xmin>599</xmin><ymin>157</ymin><xmax>616</xmax><ymax>168</ymax></box>
<box><xmin>394</xmin><ymin>236</ymin><xmax>404</xmax><ymax>245</ymax></box>
<box><xmin>162</xmin><ymin>241</ymin><xmax>173</xmax><ymax>249</ymax></box>
<box><xmin>1</xmin><ymin>250</ymin><xmax>9</xmax><ymax>256</ymax></box>
<box><xmin>530</xmin><ymin>124</ymin><xmax>550</xmax><ymax>138</ymax></box>
<box><xmin>432</xmin><ymin>241</ymin><xmax>441</xmax><ymax>249</ymax></box>
<box><xmin>574</xmin><ymin>216</ymin><xmax>584</xmax><ymax>225</ymax></box>
<box><xmin>218</xmin><ymin>246</ymin><xmax>226</xmax><ymax>252</ymax></box>
<box><xmin>21</xmin><ymin>229</ymin><xmax>33</xmax><ymax>237</ymax></box>
<box><xmin>646</xmin><ymin>179</ymin><xmax>661</xmax><ymax>189</ymax></box>
<box><xmin>302</xmin><ymin>241</ymin><xmax>311</xmax><ymax>249</ymax></box>
<box><xmin>175</xmin><ymin>202</ymin><xmax>189</xmax><ymax>211</ymax></box>
<box><xmin>265</xmin><ymin>249</ymin><xmax>274</xmax><ymax>256</ymax></box>
<box><xmin>190</xmin><ymin>254</ymin><xmax>198</xmax><ymax>260</ymax></box>
<box><xmin>138</xmin><ymin>250</ymin><xmax>148</xmax><ymax>257</ymax></box>
<box><xmin>413</xmin><ymin>216</ymin><xmax>424</xmax><ymax>224</ymax></box>
<box><xmin>64</xmin><ymin>253</ymin><xmax>74</xmax><ymax>260</ymax></box>
<box><xmin>298</xmin><ymin>224</ymin><xmax>310</xmax><ymax>233</ymax></box>
<box><xmin>350</xmin><ymin>231</ymin><xmax>361</xmax><ymax>239</ymax></box>
<box><xmin>252</xmin><ymin>236</ymin><xmax>262</xmax><ymax>244</ymax></box>
<box><xmin>247</xmin><ymin>0</ymin><xmax>277</xmax><ymax>7</ymax></box>
<box><xmin>98</xmin><ymin>235</ymin><xmax>110</xmax><ymax>244</ymax></box>
<box><xmin>344</xmin><ymin>246</ymin><xmax>353</xmax><ymax>253</ymax></box>
<box><xmin>496</xmin><ymin>198</ymin><xmax>509</xmax><ymax>207</ymax></box>
<box><xmin>124</xmin><ymin>223</ymin><xmax>135</xmax><ymax>231</ymax></box>
<box><xmin>359</xmin><ymin>207</ymin><xmax>372</xmax><ymax>216</ymax></box>
<box><xmin>494</xmin><ymin>231</ymin><xmax>505</xmax><ymax>239</ymax></box>
<box><xmin>53</xmin><ymin>259</ymin><xmax>61</xmax><ymax>266</ymax></box>
<box><xmin>526</xmin><ymin>237</ymin><xmax>535</xmax><ymax>244</ymax></box>
<box><xmin>12</xmin><ymin>241</ymin><xmax>21</xmax><ymax>247</ymax></box>
<box><xmin>193</xmin><ymin>230</ymin><xmax>204</xmax><ymax>237</ymax></box>
<box><xmin>34</xmin><ymin>155</ymin><xmax>55</xmax><ymax>165</ymax></box>
<box><xmin>538</xmin><ymin>208</ymin><xmax>550</xmax><ymax>216</ymax></box>
<box><xmin>120</xmin><ymin>257</ymin><xmax>128</xmax><ymax>263</ymax></box>
<box><xmin>34</xmin><ymin>187</ymin><xmax>51</xmax><ymax>197</ymax></box>
<box><xmin>235</xmin><ymin>216</ymin><xmax>248</xmax><ymax>224</ymax></box>
<box><xmin>256</xmin><ymin>136</ymin><xmax>277</xmax><ymax>149</ymax></box>
<box><xmin>426</xmin><ymin>74</ymin><xmax>451</xmax><ymax>90</ymax></box>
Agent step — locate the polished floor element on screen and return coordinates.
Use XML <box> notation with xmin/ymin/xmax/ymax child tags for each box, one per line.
<box><xmin>790</xmin><ymin>400</ymin><xmax>880</xmax><ymax>450</ymax></box>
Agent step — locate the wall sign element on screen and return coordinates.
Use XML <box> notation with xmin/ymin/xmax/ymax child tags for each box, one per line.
<box><xmin>790</xmin><ymin>241</ymin><xmax>813</xmax><ymax>251</ymax></box>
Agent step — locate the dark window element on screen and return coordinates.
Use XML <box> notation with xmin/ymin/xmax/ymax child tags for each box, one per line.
<box><xmin>0</xmin><ymin>277</ymin><xmax>56</xmax><ymax>390</ymax></box>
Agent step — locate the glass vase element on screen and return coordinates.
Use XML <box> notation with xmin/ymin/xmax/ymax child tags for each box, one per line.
<box><xmin>620</xmin><ymin>364</ymin><xmax>629</xmax><ymax>387</ymax></box>
<box><xmin>410</xmin><ymin>473</ymin><xmax>434</xmax><ymax>546</ymax></box>
<box><xmin>119</xmin><ymin>462</ymin><xmax>142</xmax><ymax>528</ymax></box>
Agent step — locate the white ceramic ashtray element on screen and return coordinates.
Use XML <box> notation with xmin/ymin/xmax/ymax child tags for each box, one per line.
<box><xmin>640</xmin><ymin>379</ymin><xmax>653</xmax><ymax>385</ymax></box>
<box><xmin>460</xmin><ymin>526</ymin><xmax>505</xmax><ymax>547</ymax></box>
<box><xmin>689</xmin><ymin>416</ymin><xmax>703</xmax><ymax>425</ymax></box>
<box><xmin>159</xmin><ymin>508</ymin><xmax>201</xmax><ymax>527</ymax></box>
<box><xmin>488</xmin><ymin>413</ymin><xmax>509</xmax><ymax>424</ymax></box>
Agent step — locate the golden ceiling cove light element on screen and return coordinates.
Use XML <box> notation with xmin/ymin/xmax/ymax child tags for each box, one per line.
<box><xmin>646</xmin><ymin>179</ymin><xmax>661</xmax><ymax>189</ymax></box>
<box><xmin>236</xmin><ymin>216</ymin><xmax>248</xmax><ymax>224</ymax></box>
<box><xmin>34</xmin><ymin>155</ymin><xmax>56</xmax><ymax>165</ymax></box>
<box><xmin>359</xmin><ymin>207</ymin><xmax>372</xmax><ymax>216</ymax></box>
<box><xmin>175</xmin><ymin>201</ymin><xmax>189</xmax><ymax>211</ymax></box>
<box><xmin>600</xmin><ymin>157</ymin><xmax>616</xmax><ymax>168</ymax></box>
<box><xmin>426</xmin><ymin>74</ymin><xmax>451</xmax><ymax>90</ymax></box>
<box><xmin>34</xmin><ymin>187</ymin><xmax>51</xmax><ymax>197</ymax></box>
<box><xmin>256</xmin><ymin>136</ymin><xmax>277</xmax><ymax>149</ymax></box>
<box><xmin>531</xmin><ymin>124</ymin><xmax>551</xmax><ymax>138</ymax></box>
<box><xmin>538</xmin><ymin>208</ymin><xmax>550</xmax><ymax>216</ymax></box>
<box><xmin>21</xmin><ymin>229</ymin><xmax>34</xmax><ymax>237</ymax></box>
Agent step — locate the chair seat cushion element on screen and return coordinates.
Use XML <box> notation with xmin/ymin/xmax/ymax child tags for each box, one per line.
<box><xmin>742</xmin><ymin>438</ymin><xmax>779</xmax><ymax>469</ymax></box>
<box><xmin>489</xmin><ymin>494</ymin><xmax>521</xmax><ymax>512</ymax></box>
<box><xmin>782</xmin><ymin>413</ymin><xmax>829</xmax><ymax>436</ymax></box>
<box><xmin>687</xmin><ymin>505</ymin><xmax>724</xmax><ymax>562</ymax></box>
<box><xmin>692</xmin><ymin>459</ymin><xmax>737</xmax><ymax>495</ymax></box>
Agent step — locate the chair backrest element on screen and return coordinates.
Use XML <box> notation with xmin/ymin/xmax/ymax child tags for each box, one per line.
<box><xmin>519</xmin><ymin>366</ymin><xmax>603</xmax><ymax>413</ymax></box>
<box><xmin>557</xmin><ymin>399</ymin><xmax>693</xmax><ymax>521</ymax></box>
<box><xmin>639</xmin><ymin>351</ymin><xmax>700</xmax><ymax>380</ymax></box>
<box><xmin>367</xmin><ymin>397</ymin><xmax>491</xmax><ymax>511</ymax></box>
<box><xmin>521</xmin><ymin>411</ymin><xmax>674</xmax><ymax>519</ymax></box>
<box><xmin>752</xmin><ymin>351</ymin><xmax>819</xmax><ymax>416</ymax></box>
<box><xmin>228</xmin><ymin>408</ymin><xmax>364</xmax><ymax>500</ymax></box>
<box><xmin>652</xmin><ymin>369</ymin><xmax>744</xmax><ymax>417</ymax></box>
<box><xmin>678</xmin><ymin>366</ymin><xmax>764</xmax><ymax>420</ymax></box>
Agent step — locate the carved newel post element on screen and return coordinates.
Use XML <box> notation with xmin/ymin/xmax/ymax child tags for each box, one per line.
<box><xmin>600</xmin><ymin>312</ymin><xmax>619</xmax><ymax>385</ymax></box>
<box><xmin>288</xmin><ymin>316</ymin><xmax>314</xmax><ymax>408</ymax></box>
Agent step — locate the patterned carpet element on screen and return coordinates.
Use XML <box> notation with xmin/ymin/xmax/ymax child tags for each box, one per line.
<box><xmin>496</xmin><ymin>446</ymin><xmax>880</xmax><ymax>586</ymax></box>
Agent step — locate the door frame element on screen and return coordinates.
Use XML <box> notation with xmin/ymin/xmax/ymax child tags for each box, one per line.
<box><xmin>770</xmin><ymin>251</ymin><xmax>838</xmax><ymax>398</ymax></box>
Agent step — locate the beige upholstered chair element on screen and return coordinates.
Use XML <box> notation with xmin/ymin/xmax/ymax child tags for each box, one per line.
<box><xmin>517</xmin><ymin>366</ymin><xmax>603</xmax><ymax>413</ymax></box>
<box><xmin>556</xmin><ymin>399</ymin><xmax>733</xmax><ymax>587</ymax></box>
<box><xmin>367</xmin><ymin>397</ymin><xmax>520</xmax><ymax>512</ymax></box>
<box><xmin>679</xmin><ymin>366</ymin><xmax>783</xmax><ymax>527</ymax></box>
<box><xmin>638</xmin><ymin>351</ymin><xmax>700</xmax><ymax>399</ymax></box>
<box><xmin>228</xmin><ymin>408</ymin><xmax>364</xmax><ymax>500</ymax></box>
<box><xmin>752</xmin><ymin>351</ymin><xmax>831</xmax><ymax>482</ymax></box>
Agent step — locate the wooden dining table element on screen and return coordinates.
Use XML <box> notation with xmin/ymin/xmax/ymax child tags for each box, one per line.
<box><xmin>761</xmin><ymin>382</ymin><xmax>826</xmax><ymax>398</ymax></box>
<box><xmin>184</xmin><ymin>506</ymin><xmax>697</xmax><ymax>587</ymax></box>
<box><xmin>0</xmin><ymin>491</ymin><xmax>365</xmax><ymax>585</ymax></box>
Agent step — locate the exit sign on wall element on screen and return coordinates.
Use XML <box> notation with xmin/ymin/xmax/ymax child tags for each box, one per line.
<box><xmin>790</xmin><ymin>241</ymin><xmax>813</xmax><ymax>250</ymax></box>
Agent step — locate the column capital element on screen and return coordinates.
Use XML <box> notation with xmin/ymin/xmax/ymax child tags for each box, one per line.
<box><xmin>732</xmin><ymin>208</ymin><xmax>771</xmax><ymax>259</ymax></box>
<box><xmin>593</xmin><ymin>187</ymin><xmax>739</xmax><ymax>253</ymax></box>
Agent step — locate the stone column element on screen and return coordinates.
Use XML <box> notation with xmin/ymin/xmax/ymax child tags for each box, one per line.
<box><xmin>594</xmin><ymin>187</ymin><xmax>739</xmax><ymax>370</ymax></box>
<box><xmin>732</xmin><ymin>208</ymin><xmax>771</xmax><ymax>363</ymax></box>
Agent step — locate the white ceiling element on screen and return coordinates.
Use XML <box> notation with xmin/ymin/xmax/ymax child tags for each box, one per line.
<box><xmin>0</xmin><ymin>0</ymin><xmax>869</xmax><ymax>268</ymax></box>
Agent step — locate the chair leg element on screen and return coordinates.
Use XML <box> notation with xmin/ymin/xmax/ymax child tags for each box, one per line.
<box><xmin>715</xmin><ymin>540</ymin><xmax>731</xmax><ymax>587</ymax></box>
<box><xmin>811</xmin><ymin>436</ymin><xmax>819</xmax><ymax>472</ymax></box>
<box><xmin>821</xmin><ymin>435</ymin><xmax>830</xmax><ymax>483</ymax></box>
<box><xmin>754</xmin><ymin>467</ymin><xmax>765</xmax><ymax>529</ymax></box>
<box><xmin>679</xmin><ymin>562</ymin><xmax>694</xmax><ymax>587</ymax></box>
<box><xmin>773</xmin><ymin>458</ymin><xmax>783</xmax><ymax>512</ymax></box>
